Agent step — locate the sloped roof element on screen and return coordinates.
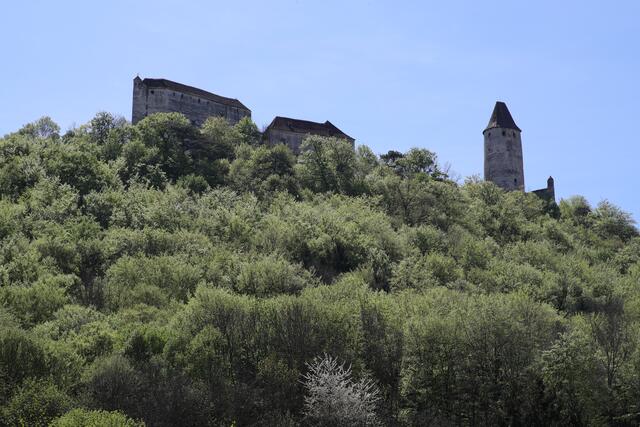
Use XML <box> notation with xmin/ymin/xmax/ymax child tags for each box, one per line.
<box><xmin>141</xmin><ymin>78</ymin><xmax>250</xmax><ymax>111</ymax></box>
<box><xmin>484</xmin><ymin>101</ymin><xmax>521</xmax><ymax>132</ymax></box>
<box><xmin>265</xmin><ymin>116</ymin><xmax>354</xmax><ymax>141</ymax></box>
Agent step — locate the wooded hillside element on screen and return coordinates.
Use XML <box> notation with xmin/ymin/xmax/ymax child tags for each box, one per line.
<box><xmin>1</xmin><ymin>113</ymin><xmax>638</xmax><ymax>426</ymax></box>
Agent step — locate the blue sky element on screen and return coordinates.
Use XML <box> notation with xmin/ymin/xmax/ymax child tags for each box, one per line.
<box><xmin>2</xmin><ymin>0</ymin><xmax>639</xmax><ymax>220</ymax></box>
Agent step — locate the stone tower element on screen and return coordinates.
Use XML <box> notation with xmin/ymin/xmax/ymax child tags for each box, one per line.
<box><xmin>483</xmin><ymin>101</ymin><xmax>525</xmax><ymax>191</ymax></box>
<box><xmin>132</xmin><ymin>76</ymin><xmax>145</xmax><ymax>124</ymax></box>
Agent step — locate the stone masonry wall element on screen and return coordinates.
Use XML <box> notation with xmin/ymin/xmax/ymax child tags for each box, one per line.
<box><xmin>484</xmin><ymin>128</ymin><xmax>525</xmax><ymax>191</ymax></box>
<box><xmin>132</xmin><ymin>80</ymin><xmax>250</xmax><ymax>126</ymax></box>
<box><xmin>265</xmin><ymin>128</ymin><xmax>307</xmax><ymax>154</ymax></box>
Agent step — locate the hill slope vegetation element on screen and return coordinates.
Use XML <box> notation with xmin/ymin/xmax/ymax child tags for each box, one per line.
<box><xmin>1</xmin><ymin>113</ymin><xmax>639</xmax><ymax>426</ymax></box>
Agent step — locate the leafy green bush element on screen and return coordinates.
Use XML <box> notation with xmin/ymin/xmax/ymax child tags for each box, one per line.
<box><xmin>0</xmin><ymin>327</ymin><xmax>49</xmax><ymax>389</ymax></box>
<box><xmin>50</xmin><ymin>408</ymin><xmax>145</xmax><ymax>427</ymax></box>
<box><xmin>1</xmin><ymin>379</ymin><xmax>72</xmax><ymax>427</ymax></box>
<box><xmin>0</xmin><ymin>275</ymin><xmax>71</xmax><ymax>326</ymax></box>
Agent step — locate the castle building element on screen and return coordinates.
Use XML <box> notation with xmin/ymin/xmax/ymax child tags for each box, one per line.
<box><xmin>483</xmin><ymin>101</ymin><xmax>555</xmax><ymax>200</ymax></box>
<box><xmin>532</xmin><ymin>176</ymin><xmax>556</xmax><ymax>202</ymax></box>
<box><xmin>132</xmin><ymin>77</ymin><xmax>251</xmax><ymax>126</ymax></box>
<box><xmin>483</xmin><ymin>101</ymin><xmax>525</xmax><ymax>191</ymax></box>
<box><xmin>263</xmin><ymin>116</ymin><xmax>355</xmax><ymax>154</ymax></box>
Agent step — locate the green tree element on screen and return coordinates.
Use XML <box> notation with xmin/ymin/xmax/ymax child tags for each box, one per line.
<box><xmin>541</xmin><ymin>327</ymin><xmax>606</xmax><ymax>425</ymax></box>
<box><xmin>87</xmin><ymin>112</ymin><xmax>127</xmax><ymax>145</ymax></box>
<box><xmin>50</xmin><ymin>409</ymin><xmax>145</xmax><ymax>427</ymax></box>
<box><xmin>1</xmin><ymin>379</ymin><xmax>72</xmax><ymax>427</ymax></box>
<box><xmin>135</xmin><ymin>112</ymin><xmax>200</xmax><ymax>182</ymax></box>
<box><xmin>84</xmin><ymin>355</ymin><xmax>143</xmax><ymax>417</ymax></box>
<box><xmin>394</xmin><ymin>147</ymin><xmax>445</xmax><ymax>179</ymax></box>
<box><xmin>0</xmin><ymin>134</ymin><xmax>44</xmax><ymax>199</ymax></box>
<box><xmin>229</xmin><ymin>144</ymin><xmax>298</xmax><ymax>197</ymax></box>
<box><xmin>0</xmin><ymin>327</ymin><xmax>49</xmax><ymax>392</ymax></box>
<box><xmin>371</xmin><ymin>171</ymin><xmax>464</xmax><ymax>228</ymax></box>
<box><xmin>400</xmin><ymin>292</ymin><xmax>559</xmax><ymax>425</ymax></box>
<box><xmin>0</xmin><ymin>275</ymin><xmax>71</xmax><ymax>326</ymax></box>
<box><xmin>559</xmin><ymin>195</ymin><xmax>592</xmax><ymax>226</ymax></box>
<box><xmin>591</xmin><ymin>200</ymin><xmax>638</xmax><ymax>241</ymax></box>
<box><xmin>296</xmin><ymin>136</ymin><xmax>356</xmax><ymax>194</ymax></box>
<box><xmin>233</xmin><ymin>116</ymin><xmax>262</xmax><ymax>146</ymax></box>
<box><xmin>18</xmin><ymin>116</ymin><xmax>60</xmax><ymax>139</ymax></box>
<box><xmin>43</xmin><ymin>138</ymin><xmax>114</xmax><ymax>197</ymax></box>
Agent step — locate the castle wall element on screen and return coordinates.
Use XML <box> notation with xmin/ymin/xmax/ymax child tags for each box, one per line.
<box><xmin>532</xmin><ymin>177</ymin><xmax>556</xmax><ymax>202</ymax></box>
<box><xmin>265</xmin><ymin>129</ymin><xmax>306</xmax><ymax>154</ymax></box>
<box><xmin>142</xmin><ymin>88</ymin><xmax>170</xmax><ymax>118</ymax></box>
<box><xmin>132</xmin><ymin>80</ymin><xmax>250</xmax><ymax>126</ymax></box>
<box><xmin>164</xmin><ymin>89</ymin><xmax>249</xmax><ymax>126</ymax></box>
<box><xmin>264</xmin><ymin>129</ymin><xmax>355</xmax><ymax>154</ymax></box>
<box><xmin>484</xmin><ymin>128</ymin><xmax>525</xmax><ymax>191</ymax></box>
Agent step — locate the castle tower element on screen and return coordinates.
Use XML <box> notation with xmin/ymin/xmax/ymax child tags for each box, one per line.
<box><xmin>132</xmin><ymin>76</ymin><xmax>146</xmax><ymax>124</ymax></box>
<box><xmin>483</xmin><ymin>101</ymin><xmax>525</xmax><ymax>191</ymax></box>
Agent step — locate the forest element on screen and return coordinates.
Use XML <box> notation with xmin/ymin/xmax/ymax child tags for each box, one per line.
<box><xmin>1</xmin><ymin>112</ymin><xmax>639</xmax><ymax>426</ymax></box>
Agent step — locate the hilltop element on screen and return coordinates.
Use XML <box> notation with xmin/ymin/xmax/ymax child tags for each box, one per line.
<box><xmin>0</xmin><ymin>112</ymin><xmax>639</xmax><ymax>426</ymax></box>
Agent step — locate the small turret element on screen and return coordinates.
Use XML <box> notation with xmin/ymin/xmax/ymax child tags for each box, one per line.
<box><xmin>532</xmin><ymin>176</ymin><xmax>556</xmax><ymax>202</ymax></box>
<box><xmin>483</xmin><ymin>101</ymin><xmax>525</xmax><ymax>191</ymax></box>
<box><xmin>546</xmin><ymin>176</ymin><xmax>555</xmax><ymax>200</ymax></box>
<box><xmin>132</xmin><ymin>76</ymin><xmax>146</xmax><ymax>124</ymax></box>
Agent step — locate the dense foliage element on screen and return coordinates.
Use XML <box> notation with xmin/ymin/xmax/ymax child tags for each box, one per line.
<box><xmin>1</xmin><ymin>112</ymin><xmax>639</xmax><ymax>426</ymax></box>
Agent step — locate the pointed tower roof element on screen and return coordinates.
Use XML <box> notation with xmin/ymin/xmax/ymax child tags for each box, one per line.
<box><xmin>484</xmin><ymin>101</ymin><xmax>521</xmax><ymax>133</ymax></box>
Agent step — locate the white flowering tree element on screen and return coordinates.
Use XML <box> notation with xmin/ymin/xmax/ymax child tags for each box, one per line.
<box><xmin>301</xmin><ymin>354</ymin><xmax>380</xmax><ymax>426</ymax></box>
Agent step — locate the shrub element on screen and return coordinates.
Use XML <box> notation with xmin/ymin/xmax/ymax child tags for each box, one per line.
<box><xmin>0</xmin><ymin>275</ymin><xmax>71</xmax><ymax>326</ymax></box>
<box><xmin>1</xmin><ymin>379</ymin><xmax>72</xmax><ymax>427</ymax></box>
<box><xmin>83</xmin><ymin>355</ymin><xmax>143</xmax><ymax>416</ymax></box>
<box><xmin>50</xmin><ymin>408</ymin><xmax>145</xmax><ymax>427</ymax></box>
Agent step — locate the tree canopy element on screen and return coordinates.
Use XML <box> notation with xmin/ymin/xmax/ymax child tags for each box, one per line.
<box><xmin>0</xmin><ymin>112</ymin><xmax>638</xmax><ymax>426</ymax></box>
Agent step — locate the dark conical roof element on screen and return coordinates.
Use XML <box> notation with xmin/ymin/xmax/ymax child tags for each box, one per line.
<box><xmin>484</xmin><ymin>101</ymin><xmax>521</xmax><ymax>133</ymax></box>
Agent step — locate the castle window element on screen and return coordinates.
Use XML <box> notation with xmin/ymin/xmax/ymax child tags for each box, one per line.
<box><xmin>181</xmin><ymin>94</ymin><xmax>184</xmax><ymax>99</ymax></box>
<box><xmin>514</xmin><ymin>178</ymin><xmax>517</xmax><ymax>185</ymax></box>
<box><xmin>502</xmin><ymin>131</ymin><xmax>506</xmax><ymax>136</ymax></box>
<box><xmin>150</xmin><ymin>90</ymin><xmax>155</xmax><ymax>94</ymax></box>
<box><xmin>198</xmin><ymin>99</ymin><xmax>201</xmax><ymax>103</ymax></box>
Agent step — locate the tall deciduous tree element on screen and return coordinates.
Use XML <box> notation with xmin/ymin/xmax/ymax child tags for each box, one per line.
<box><xmin>296</xmin><ymin>136</ymin><xmax>356</xmax><ymax>194</ymax></box>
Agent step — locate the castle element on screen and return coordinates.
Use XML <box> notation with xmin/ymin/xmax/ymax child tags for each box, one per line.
<box><xmin>262</xmin><ymin>116</ymin><xmax>355</xmax><ymax>154</ymax></box>
<box><xmin>132</xmin><ymin>77</ymin><xmax>251</xmax><ymax>126</ymax></box>
<box><xmin>131</xmin><ymin>77</ymin><xmax>354</xmax><ymax>154</ymax></box>
<box><xmin>131</xmin><ymin>78</ymin><xmax>553</xmax><ymax>200</ymax></box>
<box><xmin>484</xmin><ymin>101</ymin><xmax>555</xmax><ymax>201</ymax></box>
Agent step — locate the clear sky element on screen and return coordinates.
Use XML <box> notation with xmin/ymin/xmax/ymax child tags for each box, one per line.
<box><xmin>2</xmin><ymin>1</ymin><xmax>639</xmax><ymax>220</ymax></box>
